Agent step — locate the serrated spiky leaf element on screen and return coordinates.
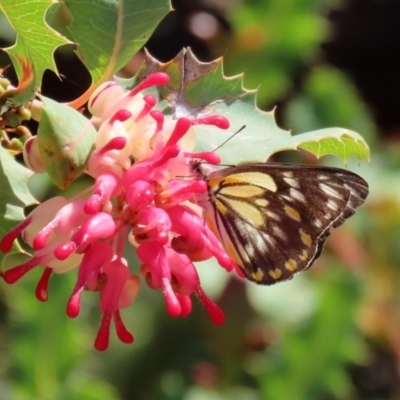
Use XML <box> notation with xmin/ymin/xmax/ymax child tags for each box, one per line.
<box><xmin>130</xmin><ymin>48</ymin><xmax>370</xmax><ymax>165</ymax></box>
<box><xmin>0</xmin><ymin>0</ymin><xmax>71</xmax><ymax>104</ymax></box>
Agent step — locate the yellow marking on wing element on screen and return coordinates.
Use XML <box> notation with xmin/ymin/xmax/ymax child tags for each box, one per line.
<box><xmin>285</xmin><ymin>259</ymin><xmax>298</xmax><ymax>271</ymax></box>
<box><xmin>300</xmin><ymin>229</ymin><xmax>312</xmax><ymax>247</ymax></box>
<box><xmin>214</xmin><ymin>198</ymin><xmax>228</xmax><ymax>216</ymax></box>
<box><xmin>224</xmin><ymin>198</ymin><xmax>264</xmax><ymax>226</ymax></box>
<box><xmin>223</xmin><ymin>239</ymin><xmax>243</xmax><ymax>266</ymax></box>
<box><xmin>206</xmin><ymin>176</ymin><xmax>225</xmax><ymax>192</ymax></box>
<box><xmin>223</xmin><ymin>171</ymin><xmax>277</xmax><ymax>192</ymax></box>
<box><xmin>203</xmin><ymin>198</ymin><xmax>249</xmax><ymax>269</ymax></box>
<box><xmin>219</xmin><ymin>184</ymin><xmax>265</xmax><ymax>198</ymax></box>
<box><xmin>254</xmin><ymin>198</ymin><xmax>269</xmax><ymax>207</ymax></box>
<box><xmin>205</xmin><ymin>212</ymin><xmax>220</xmax><ymax>238</ymax></box>
<box><xmin>268</xmin><ymin>269</ymin><xmax>283</xmax><ymax>280</ymax></box>
<box><xmin>210</xmin><ymin>220</ymin><xmax>243</xmax><ymax>267</ymax></box>
<box><xmin>284</xmin><ymin>205</ymin><xmax>301</xmax><ymax>222</ymax></box>
<box><xmin>266</xmin><ymin>211</ymin><xmax>280</xmax><ymax>221</ymax></box>
<box><xmin>300</xmin><ymin>250</ymin><xmax>309</xmax><ymax>261</ymax></box>
<box><xmin>252</xmin><ymin>269</ymin><xmax>265</xmax><ymax>282</ymax></box>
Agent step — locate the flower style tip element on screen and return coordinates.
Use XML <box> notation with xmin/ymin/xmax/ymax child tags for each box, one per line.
<box><xmin>2</xmin><ymin>257</ymin><xmax>40</xmax><ymax>284</ymax></box>
<box><xmin>93</xmin><ymin>258</ymin><xmax>137</xmax><ymax>350</ymax></box>
<box><xmin>196</xmin><ymin>287</ymin><xmax>225</xmax><ymax>325</ymax></box>
<box><xmin>165</xmin><ymin>118</ymin><xmax>192</xmax><ymax>147</ymax></box>
<box><xmin>129</xmin><ymin>72</ymin><xmax>170</xmax><ymax>97</ymax></box>
<box><xmin>110</xmin><ymin>109</ymin><xmax>132</xmax><ymax>123</ymax></box>
<box><xmin>94</xmin><ymin>310</ymin><xmax>134</xmax><ymax>351</ymax></box>
<box><xmin>35</xmin><ymin>267</ymin><xmax>53</xmax><ymax>302</ymax></box>
<box><xmin>0</xmin><ymin>216</ymin><xmax>32</xmax><ymax>253</ymax></box>
<box><xmin>192</xmin><ymin>115</ymin><xmax>230</xmax><ymax>129</ymax></box>
<box><xmin>161</xmin><ymin>277</ymin><xmax>182</xmax><ymax>317</ymax></box>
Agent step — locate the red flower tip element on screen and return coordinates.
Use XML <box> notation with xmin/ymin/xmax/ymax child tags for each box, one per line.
<box><xmin>84</xmin><ymin>195</ymin><xmax>101</xmax><ymax>214</ymax></box>
<box><xmin>66</xmin><ymin>289</ymin><xmax>83</xmax><ymax>318</ymax></box>
<box><xmin>32</xmin><ymin>232</ymin><xmax>48</xmax><ymax>251</ymax></box>
<box><xmin>95</xmin><ymin>311</ymin><xmax>134</xmax><ymax>350</ymax></box>
<box><xmin>196</xmin><ymin>287</ymin><xmax>225</xmax><ymax>325</ymax></box>
<box><xmin>192</xmin><ymin>115</ymin><xmax>230</xmax><ymax>129</ymax></box>
<box><xmin>0</xmin><ymin>234</ymin><xmax>15</xmax><ymax>254</ymax></box>
<box><xmin>110</xmin><ymin>109</ymin><xmax>132</xmax><ymax>123</ymax></box>
<box><xmin>99</xmin><ymin>136</ymin><xmax>127</xmax><ymax>154</ymax></box>
<box><xmin>147</xmin><ymin>145</ymin><xmax>180</xmax><ymax>172</ymax></box>
<box><xmin>162</xmin><ymin>278</ymin><xmax>182</xmax><ymax>317</ymax></box>
<box><xmin>114</xmin><ymin>310</ymin><xmax>134</xmax><ymax>344</ymax></box>
<box><xmin>95</xmin><ymin>312</ymin><xmax>112</xmax><ymax>351</ymax></box>
<box><xmin>3</xmin><ymin>259</ymin><xmax>40</xmax><ymax>284</ymax></box>
<box><xmin>136</xmin><ymin>95</ymin><xmax>157</xmax><ymax>121</ymax></box>
<box><xmin>0</xmin><ymin>217</ymin><xmax>32</xmax><ymax>253</ymax></box>
<box><xmin>54</xmin><ymin>242</ymin><xmax>76</xmax><ymax>260</ymax></box>
<box><xmin>70</xmin><ymin>213</ymin><xmax>116</xmax><ymax>254</ymax></box>
<box><xmin>150</xmin><ymin>110</ymin><xmax>164</xmax><ymax>133</ymax></box>
<box><xmin>143</xmin><ymin>95</ymin><xmax>157</xmax><ymax>107</ymax></box>
<box><xmin>166</xmin><ymin>118</ymin><xmax>191</xmax><ymax>147</ymax></box>
<box><xmin>129</xmin><ymin>72</ymin><xmax>170</xmax><ymax>97</ymax></box>
<box><xmin>35</xmin><ymin>267</ymin><xmax>53</xmax><ymax>302</ymax></box>
<box><xmin>177</xmin><ymin>294</ymin><xmax>192</xmax><ymax>317</ymax></box>
<box><xmin>186</xmin><ymin>151</ymin><xmax>221</xmax><ymax>165</ymax></box>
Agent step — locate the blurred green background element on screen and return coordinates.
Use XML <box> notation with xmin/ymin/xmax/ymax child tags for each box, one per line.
<box><xmin>1</xmin><ymin>0</ymin><xmax>400</xmax><ymax>399</ymax></box>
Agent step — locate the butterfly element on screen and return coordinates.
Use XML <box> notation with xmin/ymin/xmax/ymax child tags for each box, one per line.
<box><xmin>194</xmin><ymin>163</ymin><xmax>369</xmax><ymax>285</ymax></box>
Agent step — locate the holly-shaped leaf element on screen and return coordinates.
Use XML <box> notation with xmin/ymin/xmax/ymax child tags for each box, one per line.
<box><xmin>131</xmin><ymin>48</ymin><xmax>370</xmax><ymax>165</ymax></box>
<box><xmin>293</xmin><ymin>129</ymin><xmax>370</xmax><ymax>163</ymax></box>
<box><xmin>0</xmin><ymin>0</ymin><xmax>170</xmax><ymax>107</ymax></box>
<box><xmin>0</xmin><ymin>0</ymin><xmax>71</xmax><ymax>105</ymax></box>
<box><xmin>66</xmin><ymin>0</ymin><xmax>171</xmax><ymax>108</ymax></box>
<box><xmin>37</xmin><ymin>96</ymin><xmax>97</xmax><ymax>189</ymax></box>
<box><xmin>0</xmin><ymin>146</ymin><xmax>36</xmax><ymax>266</ymax></box>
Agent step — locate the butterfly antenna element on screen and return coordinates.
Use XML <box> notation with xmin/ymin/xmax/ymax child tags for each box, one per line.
<box><xmin>212</xmin><ymin>125</ymin><xmax>246</xmax><ymax>153</ymax></box>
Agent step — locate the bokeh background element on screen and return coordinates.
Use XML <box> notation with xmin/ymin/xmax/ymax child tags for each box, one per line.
<box><xmin>1</xmin><ymin>0</ymin><xmax>400</xmax><ymax>399</ymax></box>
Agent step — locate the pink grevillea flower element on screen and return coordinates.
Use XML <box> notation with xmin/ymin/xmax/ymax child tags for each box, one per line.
<box><xmin>1</xmin><ymin>72</ymin><xmax>236</xmax><ymax>350</ymax></box>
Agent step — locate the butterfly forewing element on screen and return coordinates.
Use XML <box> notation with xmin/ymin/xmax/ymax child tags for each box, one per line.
<box><xmin>197</xmin><ymin>163</ymin><xmax>368</xmax><ymax>285</ymax></box>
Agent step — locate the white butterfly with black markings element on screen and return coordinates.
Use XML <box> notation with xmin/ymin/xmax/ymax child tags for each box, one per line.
<box><xmin>194</xmin><ymin>162</ymin><xmax>368</xmax><ymax>284</ymax></box>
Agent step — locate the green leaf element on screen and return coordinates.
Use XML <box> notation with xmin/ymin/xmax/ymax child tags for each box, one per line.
<box><xmin>0</xmin><ymin>0</ymin><xmax>71</xmax><ymax>104</ymax></box>
<box><xmin>295</xmin><ymin>129</ymin><xmax>370</xmax><ymax>162</ymax></box>
<box><xmin>133</xmin><ymin>49</ymin><xmax>370</xmax><ymax>165</ymax></box>
<box><xmin>66</xmin><ymin>0</ymin><xmax>171</xmax><ymax>108</ymax></box>
<box><xmin>0</xmin><ymin>146</ymin><xmax>36</xmax><ymax>266</ymax></box>
<box><xmin>38</xmin><ymin>96</ymin><xmax>96</xmax><ymax>189</ymax></box>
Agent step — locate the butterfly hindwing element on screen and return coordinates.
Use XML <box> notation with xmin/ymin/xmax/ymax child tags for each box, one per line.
<box><xmin>198</xmin><ymin>163</ymin><xmax>368</xmax><ymax>285</ymax></box>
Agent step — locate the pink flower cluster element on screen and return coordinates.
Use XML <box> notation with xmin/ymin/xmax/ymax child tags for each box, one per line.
<box><xmin>1</xmin><ymin>73</ymin><xmax>239</xmax><ymax>350</ymax></box>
